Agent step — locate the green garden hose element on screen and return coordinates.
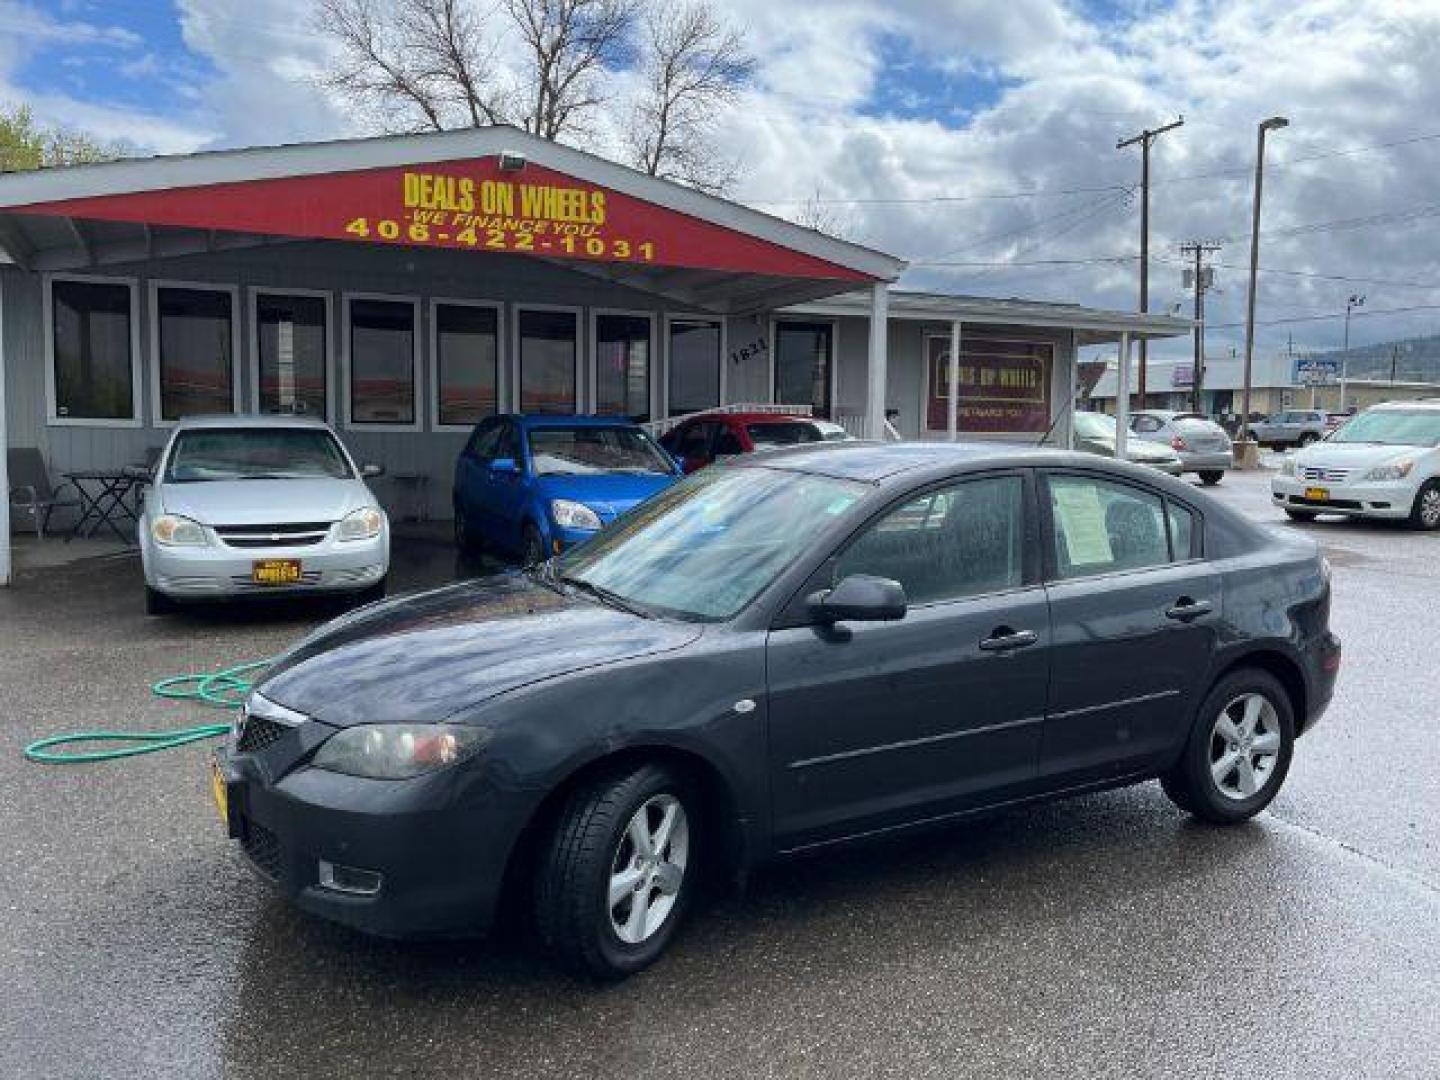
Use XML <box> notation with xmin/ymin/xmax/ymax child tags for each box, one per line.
<box><xmin>21</xmin><ymin>659</ymin><xmax>271</xmax><ymax>764</ymax></box>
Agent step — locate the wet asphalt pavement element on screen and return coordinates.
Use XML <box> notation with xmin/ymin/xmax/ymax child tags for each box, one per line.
<box><xmin>1</xmin><ymin>471</ymin><xmax>1437</xmax><ymax>1080</ymax></box>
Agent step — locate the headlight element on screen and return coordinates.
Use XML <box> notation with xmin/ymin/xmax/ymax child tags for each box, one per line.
<box><xmin>1364</xmin><ymin>461</ymin><xmax>1414</xmax><ymax>481</ymax></box>
<box><xmin>1279</xmin><ymin>457</ymin><xmax>1297</xmax><ymax>476</ymax></box>
<box><xmin>151</xmin><ymin>514</ymin><xmax>207</xmax><ymax>546</ymax></box>
<box><xmin>551</xmin><ymin>498</ymin><xmax>602</xmax><ymax>530</ymax></box>
<box><xmin>312</xmin><ymin>723</ymin><xmax>486</xmax><ymax>780</ymax></box>
<box><xmin>337</xmin><ymin>506</ymin><xmax>385</xmax><ymax>541</ymax></box>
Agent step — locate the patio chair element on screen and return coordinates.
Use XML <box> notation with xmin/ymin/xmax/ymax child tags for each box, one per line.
<box><xmin>8</xmin><ymin>448</ymin><xmax>80</xmax><ymax>539</ymax></box>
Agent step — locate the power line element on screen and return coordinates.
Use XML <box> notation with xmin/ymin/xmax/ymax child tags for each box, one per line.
<box><xmin>1207</xmin><ymin>301</ymin><xmax>1440</xmax><ymax>330</ymax></box>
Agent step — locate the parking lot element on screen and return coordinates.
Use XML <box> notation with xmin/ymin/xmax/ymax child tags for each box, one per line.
<box><xmin>1</xmin><ymin>467</ymin><xmax>1437</xmax><ymax>1080</ymax></box>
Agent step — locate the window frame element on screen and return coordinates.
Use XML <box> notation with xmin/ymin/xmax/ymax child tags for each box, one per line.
<box><xmin>512</xmin><ymin>303</ymin><xmax>582</xmax><ymax>415</ymax></box>
<box><xmin>429</xmin><ymin>297</ymin><xmax>504</xmax><ymax>432</ymax></box>
<box><xmin>42</xmin><ymin>272</ymin><xmax>144</xmax><ymax>428</ymax></box>
<box><xmin>663</xmin><ymin>312</ymin><xmax>727</xmax><ymax>419</ymax></box>
<box><xmin>1038</xmin><ymin>468</ymin><xmax>1205</xmax><ymax>584</ymax></box>
<box><xmin>590</xmin><ymin>307</ymin><xmax>656</xmax><ymax>421</ymax></box>
<box><xmin>147</xmin><ymin>279</ymin><xmax>244</xmax><ymax>428</ymax></box>
<box><xmin>341</xmin><ymin>291</ymin><xmax>423</xmax><ymax>433</ymax></box>
<box><xmin>247</xmin><ymin>286</ymin><xmax>334</xmax><ymax>421</ymax></box>
<box><xmin>769</xmin><ymin>316</ymin><xmax>838</xmax><ymax>417</ymax></box>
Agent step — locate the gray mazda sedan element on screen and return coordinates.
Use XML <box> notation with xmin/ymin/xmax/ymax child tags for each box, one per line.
<box><xmin>214</xmin><ymin>442</ymin><xmax>1340</xmax><ymax>979</ymax></box>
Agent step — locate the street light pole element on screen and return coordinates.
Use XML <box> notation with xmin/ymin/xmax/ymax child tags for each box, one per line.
<box><xmin>1339</xmin><ymin>293</ymin><xmax>1364</xmax><ymax>411</ymax></box>
<box><xmin>1240</xmin><ymin>116</ymin><xmax>1288</xmax><ymax>450</ymax></box>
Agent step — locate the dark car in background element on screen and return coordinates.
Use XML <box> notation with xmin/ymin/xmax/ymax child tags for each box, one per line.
<box><xmin>452</xmin><ymin>414</ymin><xmax>681</xmax><ymax>564</ymax></box>
<box><xmin>217</xmin><ymin>443</ymin><xmax>1339</xmax><ymax>980</ymax></box>
<box><xmin>659</xmin><ymin>411</ymin><xmax>853</xmax><ymax>472</ymax></box>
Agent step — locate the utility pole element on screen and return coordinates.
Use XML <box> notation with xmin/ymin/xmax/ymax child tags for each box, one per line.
<box><xmin>1240</xmin><ymin>116</ymin><xmax>1289</xmax><ymax>450</ymax></box>
<box><xmin>1339</xmin><ymin>294</ymin><xmax>1365</xmax><ymax>411</ymax></box>
<box><xmin>1118</xmin><ymin>115</ymin><xmax>1184</xmax><ymax>410</ymax></box>
<box><xmin>1180</xmin><ymin>240</ymin><xmax>1220</xmax><ymax>414</ymax></box>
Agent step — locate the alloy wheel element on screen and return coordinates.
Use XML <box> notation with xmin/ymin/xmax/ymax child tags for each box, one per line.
<box><xmin>607</xmin><ymin>794</ymin><xmax>689</xmax><ymax>945</ymax></box>
<box><xmin>1209</xmin><ymin>693</ymin><xmax>1282</xmax><ymax>801</ymax></box>
<box><xmin>1420</xmin><ymin>486</ymin><xmax>1440</xmax><ymax>529</ymax></box>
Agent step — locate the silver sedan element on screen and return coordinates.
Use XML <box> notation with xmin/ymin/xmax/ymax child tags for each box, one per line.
<box><xmin>1129</xmin><ymin>410</ymin><xmax>1234</xmax><ymax>485</ymax></box>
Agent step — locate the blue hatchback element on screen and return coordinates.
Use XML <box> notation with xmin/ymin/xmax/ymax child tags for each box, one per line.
<box><xmin>453</xmin><ymin>414</ymin><xmax>682</xmax><ymax>564</ymax></box>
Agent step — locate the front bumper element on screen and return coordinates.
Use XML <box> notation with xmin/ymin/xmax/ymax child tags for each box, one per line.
<box><xmin>548</xmin><ymin>522</ymin><xmax>601</xmax><ymax>553</ymax></box>
<box><xmin>145</xmin><ymin>531</ymin><xmax>389</xmax><ymax>598</ymax></box>
<box><xmin>214</xmin><ymin>735</ymin><xmax>524</xmax><ymax>939</ymax></box>
<box><xmin>1271</xmin><ymin>476</ymin><xmax>1416</xmax><ymax>519</ymax></box>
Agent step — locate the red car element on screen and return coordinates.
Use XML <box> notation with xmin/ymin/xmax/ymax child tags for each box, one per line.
<box><xmin>658</xmin><ymin>412</ymin><xmax>852</xmax><ymax>473</ymax></box>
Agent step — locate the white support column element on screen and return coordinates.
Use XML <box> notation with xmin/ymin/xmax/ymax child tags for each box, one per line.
<box><xmin>1115</xmin><ymin>331</ymin><xmax>1131</xmax><ymax>462</ymax></box>
<box><xmin>947</xmin><ymin>319</ymin><xmax>961</xmax><ymax>443</ymax></box>
<box><xmin>0</xmin><ymin>270</ymin><xmax>10</xmax><ymax>586</ymax></box>
<box><xmin>866</xmin><ymin>282</ymin><xmax>890</xmax><ymax>439</ymax></box>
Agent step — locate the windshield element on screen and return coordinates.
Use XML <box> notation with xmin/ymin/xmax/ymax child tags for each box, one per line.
<box><xmin>746</xmin><ymin>421</ymin><xmax>823</xmax><ymax>448</ymax></box>
<box><xmin>1329</xmin><ymin>410</ymin><xmax>1440</xmax><ymax>447</ymax></box>
<box><xmin>1073</xmin><ymin>412</ymin><xmax>1116</xmax><ymax>439</ymax></box>
<box><xmin>553</xmin><ymin>467</ymin><xmax>867</xmax><ymax>620</ymax></box>
<box><xmin>528</xmin><ymin>426</ymin><xmax>673</xmax><ymax>476</ymax></box>
<box><xmin>164</xmin><ymin>428</ymin><xmax>353</xmax><ymax>482</ymax></box>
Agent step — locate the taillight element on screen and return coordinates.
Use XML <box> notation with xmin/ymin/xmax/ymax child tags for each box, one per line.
<box><xmin>1170</xmin><ymin>435</ymin><xmax>1187</xmax><ymax>451</ymax></box>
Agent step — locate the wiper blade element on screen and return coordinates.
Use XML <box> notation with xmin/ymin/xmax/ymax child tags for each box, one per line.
<box><xmin>558</xmin><ymin>574</ymin><xmax>652</xmax><ymax>619</ymax></box>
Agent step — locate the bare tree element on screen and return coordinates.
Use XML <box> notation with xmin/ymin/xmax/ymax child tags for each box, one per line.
<box><xmin>788</xmin><ymin>188</ymin><xmax>858</xmax><ymax>241</ymax></box>
<box><xmin>503</xmin><ymin>0</ymin><xmax>637</xmax><ymax>140</ymax></box>
<box><xmin>625</xmin><ymin>2</ymin><xmax>755</xmax><ymax>193</ymax></box>
<box><xmin>317</xmin><ymin>0</ymin><xmax>505</xmax><ymax>132</ymax></box>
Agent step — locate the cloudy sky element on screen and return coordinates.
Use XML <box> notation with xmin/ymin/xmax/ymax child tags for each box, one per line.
<box><xmin>8</xmin><ymin>0</ymin><xmax>1440</xmax><ymax>363</ymax></box>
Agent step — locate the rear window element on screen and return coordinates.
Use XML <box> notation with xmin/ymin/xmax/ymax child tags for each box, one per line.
<box><xmin>165</xmin><ymin>428</ymin><xmax>352</xmax><ymax>482</ymax></box>
<box><xmin>746</xmin><ymin>421</ymin><xmax>823</xmax><ymax>448</ymax></box>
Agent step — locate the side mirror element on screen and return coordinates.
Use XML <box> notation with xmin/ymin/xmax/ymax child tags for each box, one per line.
<box><xmin>490</xmin><ymin>457</ymin><xmax>520</xmax><ymax>476</ymax></box>
<box><xmin>807</xmin><ymin>574</ymin><xmax>907</xmax><ymax>624</ymax></box>
<box><xmin>360</xmin><ymin>463</ymin><xmax>385</xmax><ymax>479</ymax></box>
<box><xmin>121</xmin><ymin>464</ymin><xmax>152</xmax><ymax>482</ymax></box>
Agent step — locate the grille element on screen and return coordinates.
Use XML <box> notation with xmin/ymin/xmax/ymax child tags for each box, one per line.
<box><xmin>1291</xmin><ymin>495</ymin><xmax>1362</xmax><ymax>510</ymax></box>
<box><xmin>236</xmin><ymin>712</ymin><xmax>289</xmax><ymax>753</ymax></box>
<box><xmin>215</xmin><ymin>522</ymin><xmax>332</xmax><ymax>549</ymax></box>
<box><xmin>1301</xmin><ymin>466</ymin><xmax>1351</xmax><ymax>483</ymax></box>
<box><xmin>241</xmin><ymin>820</ymin><xmax>282</xmax><ymax>880</ymax></box>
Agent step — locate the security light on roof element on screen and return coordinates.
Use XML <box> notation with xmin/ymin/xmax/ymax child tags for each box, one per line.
<box><xmin>498</xmin><ymin>151</ymin><xmax>527</xmax><ymax>172</ymax></box>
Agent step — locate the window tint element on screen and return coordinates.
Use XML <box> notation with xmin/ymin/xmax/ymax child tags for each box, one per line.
<box><xmin>676</xmin><ymin>422</ymin><xmax>714</xmax><ymax>458</ymax></box>
<box><xmin>595</xmin><ymin>314</ymin><xmax>651</xmax><ymax>421</ymax></box>
<box><xmin>836</xmin><ymin>475</ymin><xmax>1025</xmax><ymax>605</ymax></box>
<box><xmin>1049</xmin><ymin>475</ymin><xmax>1170</xmax><ymax>578</ymax></box>
<box><xmin>518</xmin><ymin>309</ymin><xmax>577</xmax><ymax>414</ymax></box>
<box><xmin>1167</xmin><ymin>500</ymin><xmax>1197</xmax><ymax>559</ymax></box>
<box><xmin>774</xmin><ymin>321</ymin><xmax>833</xmax><ymax>417</ymax></box>
<box><xmin>714</xmin><ymin>429</ymin><xmax>744</xmax><ymax>456</ymax></box>
<box><xmin>257</xmin><ymin>293</ymin><xmax>327</xmax><ymax>419</ymax></box>
<box><xmin>349</xmin><ymin>298</ymin><xmax>416</xmax><ymax>425</ymax></box>
<box><xmin>1132</xmin><ymin>415</ymin><xmax>1161</xmax><ymax>433</ymax></box>
<box><xmin>50</xmin><ymin>279</ymin><xmax>134</xmax><ymax>421</ymax></box>
<box><xmin>157</xmin><ymin>287</ymin><xmax>235</xmax><ymax>420</ymax></box>
<box><xmin>668</xmin><ymin>319</ymin><xmax>721</xmax><ymax>415</ymax></box>
<box><xmin>436</xmin><ymin>303</ymin><xmax>498</xmax><ymax>427</ymax></box>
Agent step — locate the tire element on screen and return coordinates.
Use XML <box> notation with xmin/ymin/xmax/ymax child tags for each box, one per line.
<box><xmin>1284</xmin><ymin>508</ymin><xmax>1318</xmax><ymax>523</ymax></box>
<box><xmin>1198</xmin><ymin>470</ymin><xmax>1224</xmax><ymax>486</ymax></box>
<box><xmin>1161</xmin><ymin>668</ymin><xmax>1295</xmax><ymax>825</ymax></box>
<box><xmin>144</xmin><ymin>585</ymin><xmax>174</xmax><ymax>616</ymax></box>
<box><xmin>354</xmin><ymin>577</ymin><xmax>387</xmax><ymax>607</ymax></box>
<box><xmin>1298</xmin><ymin>433</ymin><xmax>1319</xmax><ymax>447</ymax></box>
<box><xmin>535</xmin><ymin>763</ymin><xmax>699</xmax><ymax>980</ymax></box>
<box><xmin>453</xmin><ymin>503</ymin><xmax>480</xmax><ymax>554</ymax></box>
<box><xmin>522</xmin><ymin>521</ymin><xmax>546</xmax><ymax>567</ymax></box>
<box><xmin>1408</xmin><ymin>479</ymin><xmax>1440</xmax><ymax>531</ymax></box>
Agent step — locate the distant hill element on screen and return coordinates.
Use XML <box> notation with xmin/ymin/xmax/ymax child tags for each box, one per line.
<box><xmin>1326</xmin><ymin>333</ymin><xmax>1440</xmax><ymax>382</ymax></box>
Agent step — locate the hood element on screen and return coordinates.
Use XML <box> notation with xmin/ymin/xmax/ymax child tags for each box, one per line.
<box><xmin>1294</xmin><ymin>441</ymin><xmax>1423</xmax><ymax>468</ymax></box>
<box><xmin>161</xmin><ymin>478</ymin><xmax>374</xmax><ymax>525</ymax></box>
<box><xmin>535</xmin><ymin>471</ymin><xmax>678</xmax><ymax>522</ymax></box>
<box><xmin>255</xmin><ymin>573</ymin><xmax>702</xmax><ymax>726</ymax></box>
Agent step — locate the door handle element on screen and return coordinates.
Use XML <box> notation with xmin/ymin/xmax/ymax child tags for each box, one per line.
<box><xmin>979</xmin><ymin>628</ymin><xmax>1039</xmax><ymax>652</ymax></box>
<box><xmin>1165</xmin><ymin>597</ymin><xmax>1214</xmax><ymax>620</ymax></box>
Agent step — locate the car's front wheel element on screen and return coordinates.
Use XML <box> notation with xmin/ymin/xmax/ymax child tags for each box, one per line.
<box><xmin>522</xmin><ymin>522</ymin><xmax>546</xmax><ymax>567</ymax></box>
<box><xmin>1408</xmin><ymin>479</ymin><xmax>1440</xmax><ymax>531</ymax></box>
<box><xmin>535</xmin><ymin>763</ymin><xmax>698</xmax><ymax>980</ymax></box>
<box><xmin>1161</xmin><ymin>668</ymin><xmax>1295</xmax><ymax>825</ymax></box>
<box><xmin>144</xmin><ymin>585</ymin><xmax>174</xmax><ymax>616</ymax></box>
<box><xmin>1198</xmin><ymin>470</ymin><xmax>1224</xmax><ymax>485</ymax></box>
<box><xmin>453</xmin><ymin>504</ymin><xmax>480</xmax><ymax>554</ymax></box>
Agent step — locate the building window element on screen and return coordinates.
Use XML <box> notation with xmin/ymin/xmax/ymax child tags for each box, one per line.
<box><xmin>49</xmin><ymin>278</ymin><xmax>136</xmax><ymax>422</ymax></box>
<box><xmin>595</xmin><ymin>313</ymin><xmax>651</xmax><ymax>421</ymax></box>
<box><xmin>668</xmin><ymin>318</ymin><xmax>721</xmax><ymax>416</ymax></box>
<box><xmin>155</xmin><ymin>285</ymin><xmax>236</xmax><ymax>421</ymax></box>
<box><xmin>927</xmin><ymin>335</ymin><xmax>1053</xmax><ymax>434</ymax></box>
<box><xmin>518</xmin><ymin>308</ymin><xmax>577</xmax><ymax>414</ymax></box>
<box><xmin>435</xmin><ymin>303</ymin><xmax>500</xmax><ymax>428</ymax></box>
<box><xmin>774</xmin><ymin>321</ymin><xmax>833</xmax><ymax>418</ymax></box>
<box><xmin>256</xmin><ymin>292</ymin><xmax>328</xmax><ymax>418</ymax></box>
<box><xmin>348</xmin><ymin>297</ymin><xmax>418</xmax><ymax>426</ymax></box>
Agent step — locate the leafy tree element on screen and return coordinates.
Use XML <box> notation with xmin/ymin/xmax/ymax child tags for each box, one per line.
<box><xmin>0</xmin><ymin>104</ymin><xmax>128</xmax><ymax>172</ymax></box>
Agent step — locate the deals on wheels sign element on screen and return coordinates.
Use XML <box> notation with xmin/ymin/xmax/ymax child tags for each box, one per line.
<box><xmin>926</xmin><ymin>335</ymin><xmax>1053</xmax><ymax>433</ymax></box>
<box><xmin>10</xmin><ymin>157</ymin><xmax>868</xmax><ymax>281</ymax></box>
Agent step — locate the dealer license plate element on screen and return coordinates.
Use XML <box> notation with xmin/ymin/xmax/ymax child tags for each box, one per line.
<box><xmin>1304</xmin><ymin>486</ymin><xmax>1330</xmax><ymax>501</ymax></box>
<box><xmin>252</xmin><ymin>558</ymin><xmax>302</xmax><ymax>585</ymax></box>
<box><xmin>209</xmin><ymin>757</ymin><xmax>228</xmax><ymax>826</ymax></box>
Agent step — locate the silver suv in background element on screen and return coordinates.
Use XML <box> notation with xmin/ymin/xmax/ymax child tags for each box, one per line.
<box><xmin>1129</xmin><ymin>410</ymin><xmax>1234</xmax><ymax>485</ymax></box>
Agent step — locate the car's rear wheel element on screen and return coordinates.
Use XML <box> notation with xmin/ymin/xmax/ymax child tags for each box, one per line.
<box><xmin>1198</xmin><ymin>470</ymin><xmax>1224</xmax><ymax>485</ymax></box>
<box><xmin>1408</xmin><ymin>480</ymin><xmax>1440</xmax><ymax>531</ymax></box>
<box><xmin>1284</xmin><ymin>508</ymin><xmax>1318</xmax><ymax>522</ymax></box>
<box><xmin>1162</xmin><ymin>668</ymin><xmax>1295</xmax><ymax>825</ymax></box>
<box><xmin>522</xmin><ymin>522</ymin><xmax>546</xmax><ymax>567</ymax></box>
<box><xmin>535</xmin><ymin>763</ymin><xmax>698</xmax><ymax>980</ymax></box>
<box><xmin>144</xmin><ymin>585</ymin><xmax>174</xmax><ymax>616</ymax></box>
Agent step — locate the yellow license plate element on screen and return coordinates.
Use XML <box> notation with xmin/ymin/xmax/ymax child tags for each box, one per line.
<box><xmin>252</xmin><ymin>558</ymin><xmax>302</xmax><ymax>585</ymax></box>
<box><xmin>209</xmin><ymin>757</ymin><xmax>228</xmax><ymax>826</ymax></box>
<box><xmin>1304</xmin><ymin>486</ymin><xmax>1330</xmax><ymax>501</ymax></box>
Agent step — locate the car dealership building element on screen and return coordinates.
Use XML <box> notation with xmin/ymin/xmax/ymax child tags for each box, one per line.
<box><xmin>0</xmin><ymin>125</ymin><xmax>1188</xmax><ymax>583</ymax></box>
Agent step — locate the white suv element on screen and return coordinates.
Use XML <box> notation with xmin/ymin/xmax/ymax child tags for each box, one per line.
<box><xmin>1271</xmin><ymin>399</ymin><xmax>1440</xmax><ymax>529</ymax></box>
